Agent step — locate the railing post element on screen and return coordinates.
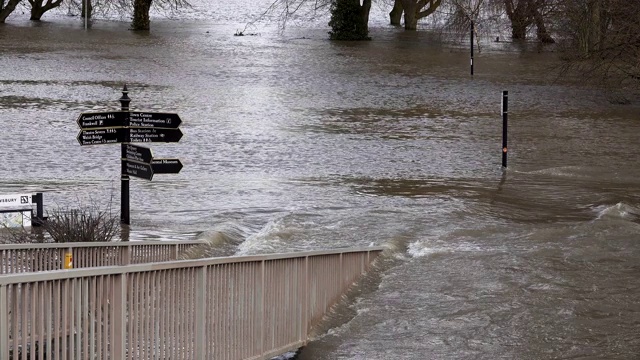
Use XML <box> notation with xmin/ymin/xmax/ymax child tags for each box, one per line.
<box><xmin>302</xmin><ymin>256</ymin><xmax>309</xmax><ymax>342</ymax></box>
<box><xmin>260</xmin><ymin>260</ymin><xmax>265</xmax><ymax>355</ymax></box>
<box><xmin>112</xmin><ymin>274</ymin><xmax>127</xmax><ymax>359</ymax></box>
<box><xmin>173</xmin><ymin>244</ymin><xmax>180</xmax><ymax>260</ymax></box>
<box><xmin>367</xmin><ymin>250</ymin><xmax>370</xmax><ymax>270</ymax></box>
<box><xmin>122</xmin><ymin>245</ymin><xmax>132</xmax><ymax>265</ymax></box>
<box><xmin>0</xmin><ymin>285</ymin><xmax>8</xmax><ymax>360</ymax></box>
<box><xmin>195</xmin><ymin>266</ymin><xmax>207</xmax><ymax>359</ymax></box>
<box><xmin>339</xmin><ymin>253</ymin><xmax>343</xmax><ymax>288</ymax></box>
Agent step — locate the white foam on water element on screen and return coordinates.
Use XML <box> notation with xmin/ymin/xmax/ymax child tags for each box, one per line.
<box><xmin>524</xmin><ymin>165</ymin><xmax>588</xmax><ymax>177</ymax></box>
<box><xmin>235</xmin><ymin>215</ymin><xmax>298</xmax><ymax>255</ymax></box>
<box><xmin>270</xmin><ymin>351</ymin><xmax>298</xmax><ymax>360</ymax></box>
<box><xmin>407</xmin><ymin>239</ymin><xmax>484</xmax><ymax>258</ymax></box>
<box><xmin>594</xmin><ymin>202</ymin><xmax>639</xmax><ymax>221</ymax></box>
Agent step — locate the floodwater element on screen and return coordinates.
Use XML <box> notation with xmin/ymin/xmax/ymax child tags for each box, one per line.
<box><xmin>1</xmin><ymin>4</ymin><xmax>640</xmax><ymax>358</ymax></box>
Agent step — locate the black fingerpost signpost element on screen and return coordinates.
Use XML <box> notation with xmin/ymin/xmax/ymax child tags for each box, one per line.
<box><xmin>76</xmin><ymin>85</ymin><xmax>184</xmax><ymax>225</ymax></box>
<box><xmin>120</xmin><ymin>88</ymin><xmax>131</xmax><ymax>225</ymax></box>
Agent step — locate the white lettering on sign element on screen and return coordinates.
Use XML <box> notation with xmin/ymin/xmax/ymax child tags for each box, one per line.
<box><xmin>0</xmin><ymin>194</ymin><xmax>32</xmax><ymax>208</ymax></box>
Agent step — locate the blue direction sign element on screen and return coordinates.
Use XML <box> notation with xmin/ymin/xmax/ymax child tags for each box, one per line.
<box><xmin>77</xmin><ymin>112</ymin><xmax>128</xmax><ymax>129</ymax></box>
<box><xmin>123</xmin><ymin>160</ymin><xmax>154</xmax><ymax>181</ymax></box>
<box><xmin>151</xmin><ymin>158</ymin><xmax>183</xmax><ymax>174</ymax></box>
<box><xmin>122</xmin><ymin>144</ymin><xmax>153</xmax><ymax>163</ymax></box>
<box><xmin>77</xmin><ymin>128</ymin><xmax>125</xmax><ymax>146</ymax></box>
<box><xmin>129</xmin><ymin>128</ymin><xmax>183</xmax><ymax>143</ymax></box>
<box><xmin>129</xmin><ymin>112</ymin><xmax>182</xmax><ymax>129</ymax></box>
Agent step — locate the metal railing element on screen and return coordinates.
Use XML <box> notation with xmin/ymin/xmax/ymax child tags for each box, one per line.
<box><xmin>0</xmin><ymin>247</ymin><xmax>383</xmax><ymax>360</ymax></box>
<box><xmin>0</xmin><ymin>241</ymin><xmax>205</xmax><ymax>274</ymax></box>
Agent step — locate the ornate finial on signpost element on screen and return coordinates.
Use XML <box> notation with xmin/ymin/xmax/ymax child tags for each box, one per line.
<box><xmin>119</xmin><ymin>84</ymin><xmax>131</xmax><ymax>111</ymax></box>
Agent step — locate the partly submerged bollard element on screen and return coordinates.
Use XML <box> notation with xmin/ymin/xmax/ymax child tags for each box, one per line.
<box><xmin>502</xmin><ymin>90</ymin><xmax>509</xmax><ymax>168</ymax></box>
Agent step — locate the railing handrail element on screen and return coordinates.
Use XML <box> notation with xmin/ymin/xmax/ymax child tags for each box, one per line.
<box><xmin>0</xmin><ymin>239</ymin><xmax>205</xmax><ymax>250</ymax></box>
<box><xmin>0</xmin><ymin>246</ymin><xmax>385</xmax><ymax>285</ymax></box>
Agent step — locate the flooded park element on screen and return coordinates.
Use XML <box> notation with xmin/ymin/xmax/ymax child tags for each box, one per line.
<box><xmin>1</xmin><ymin>1</ymin><xmax>640</xmax><ymax>357</ymax></box>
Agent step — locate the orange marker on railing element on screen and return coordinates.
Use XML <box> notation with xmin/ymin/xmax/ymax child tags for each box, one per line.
<box><xmin>64</xmin><ymin>252</ymin><xmax>73</xmax><ymax>269</ymax></box>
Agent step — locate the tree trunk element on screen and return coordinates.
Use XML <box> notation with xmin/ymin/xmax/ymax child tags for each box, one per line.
<box><xmin>28</xmin><ymin>0</ymin><xmax>62</xmax><ymax>20</ymax></box>
<box><xmin>132</xmin><ymin>0</ymin><xmax>152</xmax><ymax>30</ymax></box>
<box><xmin>416</xmin><ymin>0</ymin><xmax>441</xmax><ymax>21</ymax></box>
<box><xmin>534</xmin><ymin>8</ymin><xmax>554</xmax><ymax>43</ymax></box>
<box><xmin>0</xmin><ymin>0</ymin><xmax>21</xmax><ymax>22</ymax></box>
<box><xmin>389</xmin><ymin>0</ymin><xmax>403</xmax><ymax>26</ymax></box>
<box><xmin>401</xmin><ymin>0</ymin><xmax>417</xmax><ymax>30</ymax></box>
<box><xmin>360</xmin><ymin>0</ymin><xmax>371</xmax><ymax>33</ymax></box>
<box><xmin>511</xmin><ymin>20</ymin><xmax>527</xmax><ymax>39</ymax></box>
<box><xmin>328</xmin><ymin>0</ymin><xmax>370</xmax><ymax>40</ymax></box>
<box><xmin>589</xmin><ymin>0</ymin><xmax>602</xmax><ymax>52</ymax></box>
<box><xmin>505</xmin><ymin>0</ymin><xmax>531</xmax><ymax>40</ymax></box>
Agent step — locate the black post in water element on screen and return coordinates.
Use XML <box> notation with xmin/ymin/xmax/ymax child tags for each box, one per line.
<box><xmin>470</xmin><ymin>20</ymin><xmax>474</xmax><ymax>76</ymax></box>
<box><xmin>502</xmin><ymin>90</ymin><xmax>508</xmax><ymax>168</ymax></box>
<box><xmin>119</xmin><ymin>85</ymin><xmax>131</xmax><ymax>225</ymax></box>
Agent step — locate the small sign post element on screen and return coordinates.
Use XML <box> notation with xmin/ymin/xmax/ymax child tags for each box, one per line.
<box><xmin>0</xmin><ymin>192</ymin><xmax>46</xmax><ymax>227</ymax></box>
<box><xmin>76</xmin><ymin>85</ymin><xmax>184</xmax><ymax>225</ymax></box>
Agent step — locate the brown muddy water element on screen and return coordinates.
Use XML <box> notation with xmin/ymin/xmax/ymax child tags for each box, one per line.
<box><xmin>1</xmin><ymin>11</ymin><xmax>640</xmax><ymax>359</ymax></box>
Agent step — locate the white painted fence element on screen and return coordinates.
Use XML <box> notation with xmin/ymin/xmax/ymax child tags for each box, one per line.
<box><xmin>0</xmin><ymin>247</ymin><xmax>383</xmax><ymax>359</ymax></box>
<box><xmin>0</xmin><ymin>241</ymin><xmax>205</xmax><ymax>274</ymax></box>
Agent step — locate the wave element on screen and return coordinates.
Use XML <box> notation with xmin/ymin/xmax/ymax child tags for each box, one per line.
<box><xmin>181</xmin><ymin>222</ymin><xmax>258</xmax><ymax>258</ymax></box>
<box><xmin>235</xmin><ymin>216</ymin><xmax>300</xmax><ymax>255</ymax></box>
<box><xmin>522</xmin><ymin>166</ymin><xmax>598</xmax><ymax>179</ymax></box>
<box><xmin>593</xmin><ymin>202</ymin><xmax>640</xmax><ymax>222</ymax></box>
<box><xmin>407</xmin><ymin>239</ymin><xmax>486</xmax><ymax>258</ymax></box>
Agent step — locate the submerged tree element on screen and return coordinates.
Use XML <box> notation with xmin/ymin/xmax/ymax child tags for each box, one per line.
<box><xmin>400</xmin><ymin>0</ymin><xmax>442</xmax><ymax>30</ymax></box>
<box><xmin>504</xmin><ymin>0</ymin><xmax>555</xmax><ymax>43</ymax></box>
<box><xmin>28</xmin><ymin>0</ymin><xmax>63</xmax><ymax>20</ymax></box>
<box><xmin>132</xmin><ymin>0</ymin><xmax>153</xmax><ymax>30</ymax></box>
<box><xmin>131</xmin><ymin>0</ymin><xmax>190</xmax><ymax>30</ymax></box>
<box><xmin>558</xmin><ymin>0</ymin><xmax>640</xmax><ymax>93</ymax></box>
<box><xmin>328</xmin><ymin>0</ymin><xmax>371</xmax><ymax>39</ymax></box>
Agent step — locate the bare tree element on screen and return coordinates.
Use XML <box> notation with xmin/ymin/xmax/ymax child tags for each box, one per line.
<box><xmin>389</xmin><ymin>0</ymin><xmax>442</xmax><ymax>30</ymax></box>
<box><xmin>444</xmin><ymin>0</ymin><xmax>502</xmax><ymax>46</ymax></box>
<box><xmin>0</xmin><ymin>0</ymin><xmax>22</xmax><ymax>22</ymax></box>
<box><xmin>504</xmin><ymin>0</ymin><xmax>555</xmax><ymax>42</ymax></box>
<box><xmin>28</xmin><ymin>0</ymin><xmax>62</xmax><ymax>20</ymax></box>
<box><xmin>558</xmin><ymin>0</ymin><xmax>640</xmax><ymax>94</ymax></box>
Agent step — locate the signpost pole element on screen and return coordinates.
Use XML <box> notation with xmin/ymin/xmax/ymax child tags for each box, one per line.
<box><xmin>119</xmin><ymin>85</ymin><xmax>131</xmax><ymax>225</ymax></box>
<box><xmin>33</xmin><ymin>192</ymin><xmax>44</xmax><ymax>226</ymax></box>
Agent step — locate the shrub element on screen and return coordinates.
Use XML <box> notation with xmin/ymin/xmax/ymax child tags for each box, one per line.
<box><xmin>0</xmin><ymin>202</ymin><xmax>119</xmax><ymax>244</ymax></box>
